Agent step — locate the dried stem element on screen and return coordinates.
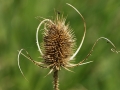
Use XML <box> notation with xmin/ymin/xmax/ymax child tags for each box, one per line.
<box><xmin>53</xmin><ymin>70</ymin><xmax>59</xmax><ymax>90</ymax></box>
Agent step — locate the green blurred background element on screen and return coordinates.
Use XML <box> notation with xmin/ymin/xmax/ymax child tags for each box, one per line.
<box><xmin>0</xmin><ymin>0</ymin><xmax>120</xmax><ymax>90</ymax></box>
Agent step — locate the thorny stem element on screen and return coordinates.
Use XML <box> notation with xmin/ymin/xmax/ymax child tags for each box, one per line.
<box><xmin>53</xmin><ymin>70</ymin><xmax>59</xmax><ymax>90</ymax></box>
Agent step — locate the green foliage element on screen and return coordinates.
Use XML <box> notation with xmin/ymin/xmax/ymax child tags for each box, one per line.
<box><xmin>0</xmin><ymin>0</ymin><xmax>120</xmax><ymax>90</ymax></box>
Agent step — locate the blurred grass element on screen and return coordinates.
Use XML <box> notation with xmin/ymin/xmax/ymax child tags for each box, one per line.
<box><xmin>0</xmin><ymin>0</ymin><xmax>120</xmax><ymax>90</ymax></box>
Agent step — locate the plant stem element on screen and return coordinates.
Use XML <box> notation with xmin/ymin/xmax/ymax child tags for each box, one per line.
<box><xmin>53</xmin><ymin>70</ymin><xmax>59</xmax><ymax>90</ymax></box>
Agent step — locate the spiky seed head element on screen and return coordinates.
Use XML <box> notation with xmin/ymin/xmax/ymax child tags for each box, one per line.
<box><xmin>42</xmin><ymin>16</ymin><xmax>76</xmax><ymax>70</ymax></box>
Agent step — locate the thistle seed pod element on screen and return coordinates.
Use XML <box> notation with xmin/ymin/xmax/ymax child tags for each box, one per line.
<box><xmin>42</xmin><ymin>16</ymin><xmax>76</xmax><ymax>70</ymax></box>
<box><xmin>18</xmin><ymin>3</ymin><xmax>119</xmax><ymax>90</ymax></box>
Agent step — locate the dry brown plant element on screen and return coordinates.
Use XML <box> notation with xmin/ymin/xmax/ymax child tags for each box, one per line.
<box><xmin>17</xmin><ymin>3</ymin><xmax>119</xmax><ymax>90</ymax></box>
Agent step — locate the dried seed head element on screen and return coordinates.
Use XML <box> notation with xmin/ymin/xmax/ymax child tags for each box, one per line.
<box><xmin>17</xmin><ymin>3</ymin><xmax>120</xmax><ymax>90</ymax></box>
<box><xmin>42</xmin><ymin>16</ymin><xmax>76</xmax><ymax>70</ymax></box>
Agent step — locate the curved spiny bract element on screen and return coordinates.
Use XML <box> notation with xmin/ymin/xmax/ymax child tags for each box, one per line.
<box><xmin>42</xmin><ymin>17</ymin><xmax>76</xmax><ymax>70</ymax></box>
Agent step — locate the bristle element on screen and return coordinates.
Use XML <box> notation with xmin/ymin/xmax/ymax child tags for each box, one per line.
<box><xmin>42</xmin><ymin>16</ymin><xmax>76</xmax><ymax>68</ymax></box>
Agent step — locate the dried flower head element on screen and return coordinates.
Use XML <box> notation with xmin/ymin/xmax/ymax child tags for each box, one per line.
<box><xmin>17</xmin><ymin>3</ymin><xmax>119</xmax><ymax>90</ymax></box>
<box><xmin>42</xmin><ymin>16</ymin><xmax>76</xmax><ymax>69</ymax></box>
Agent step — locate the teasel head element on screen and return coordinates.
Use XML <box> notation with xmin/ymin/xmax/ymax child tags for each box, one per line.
<box><xmin>17</xmin><ymin>3</ymin><xmax>120</xmax><ymax>90</ymax></box>
<box><xmin>42</xmin><ymin>15</ymin><xmax>76</xmax><ymax>70</ymax></box>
